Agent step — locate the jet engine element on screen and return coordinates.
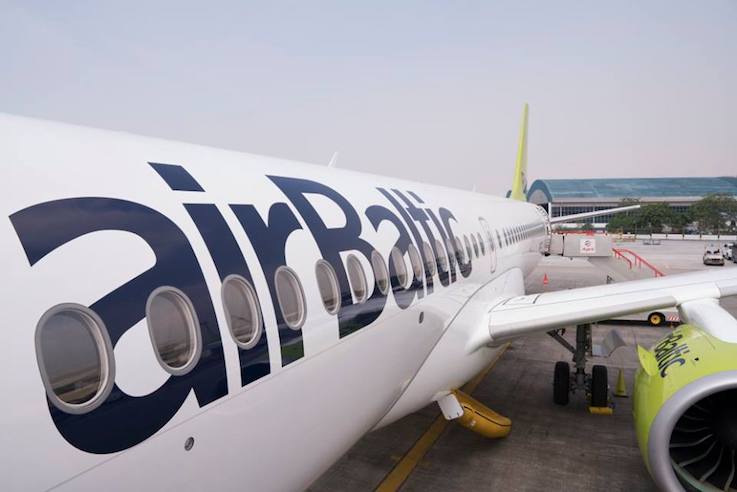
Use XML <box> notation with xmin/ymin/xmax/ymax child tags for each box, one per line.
<box><xmin>634</xmin><ymin>324</ymin><xmax>737</xmax><ymax>491</ymax></box>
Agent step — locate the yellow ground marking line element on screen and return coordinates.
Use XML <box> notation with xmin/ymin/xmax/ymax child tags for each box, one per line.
<box><xmin>375</xmin><ymin>343</ymin><xmax>510</xmax><ymax>492</ymax></box>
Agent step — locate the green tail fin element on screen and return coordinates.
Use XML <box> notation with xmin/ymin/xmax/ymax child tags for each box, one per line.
<box><xmin>509</xmin><ymin>104</ymin><xmax>529</xmax><ymax>201</ymax></box>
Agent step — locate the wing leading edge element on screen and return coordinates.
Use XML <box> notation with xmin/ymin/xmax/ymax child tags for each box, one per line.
<box><xmin>548</xmin><ymin>204</ymin><xmax>641</xmax><ymax>224</ymax></box>
<box><xmin>468</xmin><ymin>268</ymin><xmax>737</xmax><ymax>352</ymax></box>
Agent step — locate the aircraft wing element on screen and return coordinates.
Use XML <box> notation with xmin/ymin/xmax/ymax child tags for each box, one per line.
<box><xmin>470</xmin><ymin>268</ymin><xmax>737</xmax><ymax>350</ymax></box>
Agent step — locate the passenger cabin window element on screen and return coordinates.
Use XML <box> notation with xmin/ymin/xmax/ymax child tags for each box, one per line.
<box><xmin>444</xmin><ymin>237</ymin><xmax>455</xmax><ymax>265</ymax></box>
<box><xmin>222</xmin><ymin>275</ymin><xmax>262</xmax><ymax>348</ymax></box>
<box><xmin>275</xmin><ymin>267</ymin><xmax>307</xmax><ymax>329</ymax></box>
<box><xmin>371</xmin><ymin>250</ymin><xmax>390</xmax><ymax>295</ymax></box>
<box><xmin>346</xmin><ymin>254</ymin><xmax>368</xmax><ymax>303</ymax></box>
<box><xmin>471</xmin><ymin>234</ymin><xmax>479</xmax><ymax>258</ymax></box>
<box><xmin>463</xmin><ymin>235</ymin><xmax>473</xmax><ymax>261</ymax></box>
<box><xmin>422</xmin><ymin>241</ymin><xmax>436</xmax><ymax>276</ymax></box>
<box><xmin>36</xmin><ymin>305</ymin><xmax>114</xmax><ymax>413</ymax></box>
<box><xmin>391</xmin><ymin>246</ymin><xmax>409</xmax><ymax>288</ymax></box>
<box><xmin>454</xmin><ymin>236</ymin><xmax>465</xmax><ymax>263</ymax></box>
<box><xmin>435</xmin><ymin>239</ymin><xmax>449</xmax><ymax>273</ymax></box>
<box><xmin>315</xmin><ymin>260</ymin><xmax>341</xmax><ymax>315</ymax></box>
<box><xmin>407</xmin><ymin>243</ymin><xmax>423</xmax><ymax>280</ymax></box>
<box><xmin>477</xmin><ymin>233</ymin><xmax>485</xmax><ymax>255</ymax></box>
<box><xmin>147</xmin><ymin>287</ymin><xmax>202</xmax><ymax>375</ymax></box>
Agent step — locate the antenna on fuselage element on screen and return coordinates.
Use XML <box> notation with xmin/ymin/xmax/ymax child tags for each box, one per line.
<box><xmin>328</xmin><ymin>152</ymin><xmax>339</xmax><ymax>168</ymax></box>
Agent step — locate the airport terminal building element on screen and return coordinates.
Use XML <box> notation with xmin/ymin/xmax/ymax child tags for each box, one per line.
<box><xmin>526</xmin><ymin>177</ymin><xmax>737</xmax><ymax>225</ymax></box>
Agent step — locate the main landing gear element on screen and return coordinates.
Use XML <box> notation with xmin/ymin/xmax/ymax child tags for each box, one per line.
<box><xmin>548</xmin><ymin>324</ymin><xmax>610</xmax><ymax>410</ymax></box>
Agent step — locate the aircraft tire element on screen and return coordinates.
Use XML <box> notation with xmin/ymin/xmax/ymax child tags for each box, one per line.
<box><xmin>553</xmin><ymin>361</ymin><xmax>570</xmax><ymax>406</ymax></box>
<box><xmin>591</xmin><ymin>365</ymin><xmax>608</xmax><ymax>408</ymax></box>
<box><xmin>648</xmin><ymin>312</ymin><xmax>665</xmax><ymax>327</ymax></box>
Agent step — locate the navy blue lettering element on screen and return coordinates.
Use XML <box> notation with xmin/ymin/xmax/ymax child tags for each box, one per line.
<box><xmin>268</xmin><ymin>177</ymin><xmax>387</xmax><ymax>338</ymax></box>
<box><xmin>10</xmin><ymin>198</ymin><xmax>226</xmax><ymax>454</ymax></box>
<box><xmin>365</xmin><ymin>204</ymin><xmax>422</xmax><ymax>309</ymax></box>
<box><xmin>440</xmin><ymin>207</ymin><xmax>472</xmax><ymax>278</ymax></box>
<box><xmin>660</xmin><ymin>357</ymin><xmax>686</xmax><ymax>377</ymax></box>
<box><xmin>391</xmin><ymin>190</ymin><xmax>449</xmax><ymax>287</ymax></box>
<box><xmin>185</xmin><ymin>204</ymin><xmax>271</xmax><ymax>385</ymax></box>
<box><xmin>407</xmin><ymin>191</ymin><xmax>425</xmax><ymax>204</ymax></box>
<box><xmin>378</xmin><ymin>188</ymin><xmax>429</xmax><ymax>297</ymax></box>
<box><xmin>230</xmin><ymin>202</ymin><xmax>304</xmax><ymax>364</ymax></box>
<box><xmin>149</xmin><ymin>162</ymin><xmax>205</xmax><ymax>192</ymax></box>
<box><xmin>425</xmin><ymin>208</ymin><xmax>458</xmax><ymax>282</ymax></box>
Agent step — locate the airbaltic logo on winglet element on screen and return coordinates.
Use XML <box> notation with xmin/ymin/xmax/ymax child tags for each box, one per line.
<box><xmin>654</xmin><ymin>331</ymin><xmax>690</xmax><ymax>378</ymax></box>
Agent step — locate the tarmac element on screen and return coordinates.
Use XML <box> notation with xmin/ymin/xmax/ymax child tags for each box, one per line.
<box><xmin>310</xmin><ymin>239</ymin><xmax>737</xmax><ymax>492</ymax></box>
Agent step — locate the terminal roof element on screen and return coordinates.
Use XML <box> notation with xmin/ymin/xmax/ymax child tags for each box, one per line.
<box><xmin>527</xmin><ymin>177</ymin><xmax>737</xmax><ymax>203</ymax></box>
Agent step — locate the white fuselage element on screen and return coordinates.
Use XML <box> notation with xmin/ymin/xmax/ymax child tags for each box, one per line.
<box><xmin>0</xmin><ymin>114</ymin><xmax>548</xmax><ymax>491</ymax></box>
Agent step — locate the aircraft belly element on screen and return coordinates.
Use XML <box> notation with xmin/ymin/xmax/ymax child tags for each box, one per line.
<box><xmin>55</xmin><ymin>305</ymin><xmax>450</xmax><ymax>491</ymax></box>
<box><xmin>375</xmin><ymin>269</ymin><xmax>526</xmax><ymax>428</ymax></box>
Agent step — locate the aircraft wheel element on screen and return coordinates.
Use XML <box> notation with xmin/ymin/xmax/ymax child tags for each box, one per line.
<box><xmin>648</xmin><ymin>311</ymin><xmax>665</xmax><ymax>327</ymax></box>
<box><xmin>553</xmin><ymin>361</ymin><xmax>570</xmax><ymax>406</ymax></box>
<box><xmin>590</xmin><ymin>365</ymin><xmax>608</xmax><ymax>408</ymax></box>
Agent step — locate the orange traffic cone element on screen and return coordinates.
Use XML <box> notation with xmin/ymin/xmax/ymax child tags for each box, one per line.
<box><xmin>543</xmin><ymin>273</ymin><xmax>549</xmax><ymax>286</ymax></box>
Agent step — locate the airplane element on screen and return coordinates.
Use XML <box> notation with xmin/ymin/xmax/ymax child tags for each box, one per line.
<box><xmin>2</xmin><ymin>105</ymin><xmax>737</xmax><ymax>492</ymax></box>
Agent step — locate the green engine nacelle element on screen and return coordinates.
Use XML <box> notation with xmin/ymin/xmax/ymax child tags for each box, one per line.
<box><xmin>634</xmin><ymin>324</ymin><xmax>737</xmax><ymax>491</ymax></box>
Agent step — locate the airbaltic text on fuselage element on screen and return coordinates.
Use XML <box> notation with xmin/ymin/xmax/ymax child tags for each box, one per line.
<box><xmin>9</xmin><ymin>163</ymin><xmax>478</xmax><ymax>454</ymax></box>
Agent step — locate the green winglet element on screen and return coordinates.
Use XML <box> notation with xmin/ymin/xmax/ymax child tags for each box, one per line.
<box><xmin>509</xmin><ymin>103</ymin><xmax>529</xmax><ymax>201</ymax></box>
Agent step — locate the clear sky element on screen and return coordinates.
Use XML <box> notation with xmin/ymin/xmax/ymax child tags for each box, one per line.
<box><xmin>1</xmin><ymin>1</ymin><xmax>735</xmax><ymax>195</ymax></box>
